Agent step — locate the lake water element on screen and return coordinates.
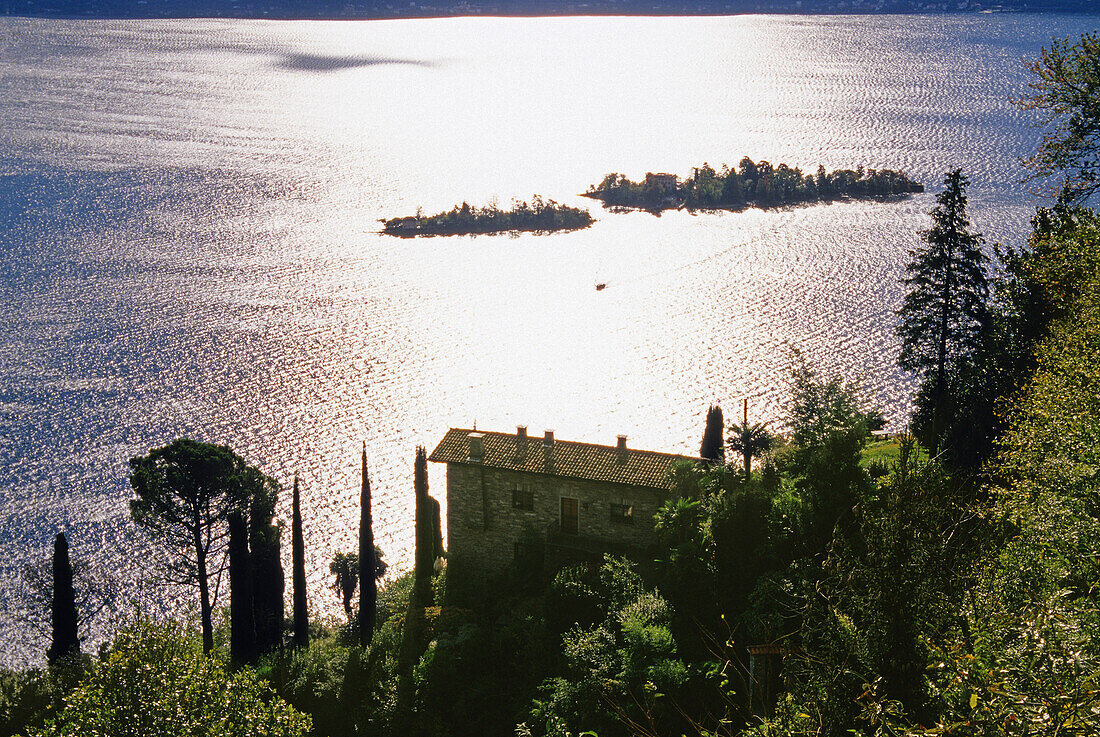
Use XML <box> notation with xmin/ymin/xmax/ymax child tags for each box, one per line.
<box><xmin>0</xmin><ymin>12</ymin><xmax>1093</xmax><ymax>666</ymax></box>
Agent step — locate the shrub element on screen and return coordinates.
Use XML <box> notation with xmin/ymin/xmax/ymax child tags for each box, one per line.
<box><xmin>28</xmin><ymin>620</ymin><xmax>310</xmax><ymax>737</ymax></box>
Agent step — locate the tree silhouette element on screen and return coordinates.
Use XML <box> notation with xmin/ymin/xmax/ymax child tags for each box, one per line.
<box><xmin>47</xmin><ymin>532</ymin><xmax>79</xmax><ymax>665</ymax></box>
<box><xmin>331</xmin><ymin>552</ymin><xmax>359</xmax><ymax>620</ymax></box>
<box><xmin>728</xmin><ymin>399</ymin><xmax>772</xmax><ymax>479</ymax></box>
<box><xmin>728</xmin><ymin>422</ymin><xmax>773</xmax><ymax>480</ymax></box>
<box><xmin>291</xmin><ymin>476</ymin><xmax>308</xmax><ymax>648</ymax></box>
<box><xmin>129</xmin><ymin>439</ymin><xmax>270</xmax><ymax>653</ymax></box>
<box><xmin>700</xmin><ymin>405</ymin><xmax>725</xmax><ymax>463</ymax></box>
<box><xmin>250</xmin><ymin>479</ymin><xmax>284</xmax><ymax>656</ymax></box>
<box><xmin>358</xmin><ymin>443</ymin><xmax>377</xmax><ymax>646</ymax></box>
<box><xmin>897</xmin><ymin>169</ymin><xmax>990</xmax><ymax>456</ymax></box>
<box><xmin>228</xmin><ymin>510</ymin><xmax>255</xmax><ymax>665</ymax></box>
<box><xmin>331</xmin><ymin>547</ymin><xmax>387</xmax><ymax>622</ymax></box>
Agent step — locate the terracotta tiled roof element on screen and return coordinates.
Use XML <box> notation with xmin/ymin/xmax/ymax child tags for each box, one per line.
<box><xmin>428</xmin><ymin>428</ymin><xmax>699</xmax><ymax>490</ymax></box>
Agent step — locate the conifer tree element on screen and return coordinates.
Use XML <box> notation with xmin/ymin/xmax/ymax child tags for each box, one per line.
<box><xmin>250</xmin><ymin>480</ymin><xmax>284</xmax><ymax>655</ymax></box>
<box><xmin>396</xmin><ymin>446</ymin><xmax>435</xmax><ymax>732</ymax></box>
<box><xmin>291</xmin><ymin>476</ymin><xmax>308</xmax><ymax>648</ymax></box>
<box><xmin>700</xmin><ymin>405</ymin><xmax>725</xmax><ymax>463</ymax></box>
<box><xmin>897</xmin><ymin>168</ymin><xmax>990</xmax><ymax>457</ymax></box>
<box><xmin>359</xmin><ymin>443</ymin><xmax>377</xmax><ymax>646</ymax></box>
<box><xmin>129</xmin><ymin>439</ymin><xmax>266</xmax><ymax>653</ymax></box>
<box><xmin>228</xmin><ymin>510</ymin><xmax>255</xmax><ymax>664</ymax></box>
<box><xmin>429</xmin><ymin>495</ymin><xmax>444</xmax><ymax>563</ymax></box>
<box><xmin>47</xmin><ymin>532</ymin><xmax>79</xmax><ymax>665</ymax></box>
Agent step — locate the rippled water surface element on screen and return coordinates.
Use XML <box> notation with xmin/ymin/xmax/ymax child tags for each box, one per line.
<box><xmin>0</xmin><ymin>12</ymin><xmax>1093</xmax><ymax>666</ymax></box>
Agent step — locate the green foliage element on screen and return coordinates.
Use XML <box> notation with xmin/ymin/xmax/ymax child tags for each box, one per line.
<box><xmin>530</xmin><ymin>559</ymin><xmax>688</xmax><ymax>737</ymax></box>
<box><xmin>784</xmin><ymin>348</ymin><xmax>876</xmax><ymax>453</ymax></box>
<box><xmin>382</xmin><ymin>197</ymin><xmax>594</xmax><ymax>236</ymax></box>
<box><xmin>0</xmin><ymin>661</ymin><xmax>83</xmax><ymax>737</ymax></box>
<box><xmin>28</xmin><ymin>620</ymin><xmax>310</xmax><ymax>737</ymax></box>
<box><xmin>851</xmin><ymin>201</ymin><xmax>1100</xmax><ymax>737</ymax></box>
<box><xmin>376</xmin><ymin>570</ymin><xmax>415</xmax><ymax>627</ymax></box>
<box><xmin>711</xmin><ymin>483</ymin><xmax>780</xmax><ymax>632</ymax></box>
<box><xmin>546</xmin><ymin>565</ymin><xmax>604</xmax><ymax>636</ymax></box>
<box><xmin>260</xmin><ymin>635</ymin><xmax>351</xmax><ymax>737</ymax></box>
<box><xmin>412</xmin><ymin>605</ymin><xmax>554</xmax><ymax>737</ymax></box>
<box><xmin>1019</xmin><ymin>32</ymin><xmax>1100</xmax><ymax>203</ymax></box>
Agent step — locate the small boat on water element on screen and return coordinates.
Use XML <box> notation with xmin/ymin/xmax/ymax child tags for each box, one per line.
<box><xmin>595</xmin><ymin>283</ymin><xmax>606</xmax><ymax>291</ymax></box>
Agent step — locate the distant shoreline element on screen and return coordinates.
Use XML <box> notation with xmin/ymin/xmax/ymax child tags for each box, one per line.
<box><xmin>2</xmin><ymin>5</ymin><xmax>1094</xmax><ymax>22</ymax></box>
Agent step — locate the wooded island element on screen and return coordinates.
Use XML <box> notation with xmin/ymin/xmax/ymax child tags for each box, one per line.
<box><xmin>584</xmin><ymin>159</ymin><xmax>924</xmax><ymax>212</ymax></box>
<box><xmin>381</xmin><ymin>197</ymin><xmax>593</xmax><ymax>237</ymax></box>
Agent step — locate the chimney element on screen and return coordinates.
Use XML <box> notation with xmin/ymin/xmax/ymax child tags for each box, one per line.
<box><xmin>468</xmin><ymin>432</ymin><xmax>485</xmax><ymax>462</ymax></box>
<box><xmin>616</xmin><ymin>435</ymin><xmax>628</xmax><ymax>464</ymax></box>
<box><xmin>515</xmin><ymin>426</ymin><xmax>528</xmax><ymax>460</ymax></box>
<box><xmin>542</xmin><ymin>429</ymin><xmax>555</xmax><ymax>472</ymax></box>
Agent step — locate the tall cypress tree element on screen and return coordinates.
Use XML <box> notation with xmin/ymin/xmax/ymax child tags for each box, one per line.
<box><xmin>700</xmin><ymin>405</ymin><xmax>725</xmax><ymax>463</ymax></box>
<box><xmin>359</xmin><ymin>443</ymin><xmax>377</xmax><ymax>647</ymax></box>
<box><xmin>897</xmin><ymin>168</ymin><xmax>990</xmax><ymax>457</ymax></box>
<box><xmin>396</xmin><ymin>446</ymin><xmax>434</xmax><ymax>732</ymax></box>
<box><xmin>250</xmin><ymin>480</ymin><xmax>284</xmax><ymax>655</ymax></box>
<box><xmin>47</xmin><ymin>532</ymin><xmax>79</xmax><ymax>665</ymax></box>
<box><xmin>429</xmin><ymin>495</ymin><xmax>444</xmax><ymax>564</ymax></box>
<box><xmin>228</xmin><ymin>510</ymin><xmax>255</xmax><ymax>665</ymax></box>
<box><xmin>413</xmin><ymin>446</ymin><xmax>434</xmax><ymax>593</ymax></box>
<box><xmin>291</xmin><ymin>476</ymin><xmax>308</xmax><ymax>648</ymax></box>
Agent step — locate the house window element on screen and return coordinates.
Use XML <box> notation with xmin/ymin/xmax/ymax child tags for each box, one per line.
<box><xmin>560</xmin><ymin>496</ymin><xmax>579</xmax><ymax>535</ymax></box>
<box><xmin>512</xmin><ymin>488</ymin><xmax>534</xmax><ymax>511</ymax></box>
<box><xmin>610</xmin><ymin>503</ymin><xmax>634</xmax><ymax>525</ymax></box>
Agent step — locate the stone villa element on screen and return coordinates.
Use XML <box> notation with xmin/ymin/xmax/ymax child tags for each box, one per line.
<box><xmin>428</xmin><ymin>426</ymin><xmax>699</xmax><ymax>580</ymax></box>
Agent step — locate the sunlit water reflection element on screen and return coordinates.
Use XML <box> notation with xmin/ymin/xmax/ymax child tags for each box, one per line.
<box><xmin>0</xmin><ymin>12</ymin><xmax>1091</xmax><ymax>666</ymax></box>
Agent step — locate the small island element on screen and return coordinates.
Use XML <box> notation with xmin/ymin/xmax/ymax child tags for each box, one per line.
<box><xmin>381</xmin><ymin>197</ymin><xmax>594</xmax><ymax>237</ymax></box>
<box><xmin>583</xmin><ymin>158</ymin><xmax>923</xmax><ymax>213</ymax></box>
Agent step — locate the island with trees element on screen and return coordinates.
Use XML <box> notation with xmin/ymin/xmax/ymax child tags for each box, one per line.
<box><xmin>381</xmin><ymin>197</ymin><xmax>594</xmax><ymax>237</ymax></box>
<box><xmin>584</xmin><ymin>159</ymin><xmax>924</xmax><ymax>213</ymax></box>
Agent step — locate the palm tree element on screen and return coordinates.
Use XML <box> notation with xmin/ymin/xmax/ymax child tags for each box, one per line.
<box><xmin>728</xmin><ymin>421</ymin><xmax>773</xmax><ymax>479</ymax></box>
<box><xmin>330</xmin><ymin>552</ymin><xmax>359</xmax><ymax>619</ymax></box>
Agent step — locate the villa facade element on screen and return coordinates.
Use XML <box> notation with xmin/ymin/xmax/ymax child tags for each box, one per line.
<box><xmin>428</xmin><ymin>426</ymin><xmax>698</xmax><ymax>580</ymax></box>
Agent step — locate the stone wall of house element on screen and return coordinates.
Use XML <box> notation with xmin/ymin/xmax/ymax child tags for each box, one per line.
<box><xmin>445</xmin><ymin>461</ymin><xmax>667</xmax><ymax>582</ymax></box>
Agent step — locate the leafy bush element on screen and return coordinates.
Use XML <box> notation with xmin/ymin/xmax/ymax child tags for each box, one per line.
<box><xmin>28</xmin><ymin>620</ymin><xmax>310</xmax><ymax>737</ymax></box>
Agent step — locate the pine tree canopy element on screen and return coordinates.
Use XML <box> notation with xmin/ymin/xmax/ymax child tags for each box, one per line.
<box><xmin>897</xmin><ymin>168</ymin><xmax>990</xmax><ymax>380</ymax></box>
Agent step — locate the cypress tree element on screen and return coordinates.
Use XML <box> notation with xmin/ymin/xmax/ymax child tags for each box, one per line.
<box><xmin>700</xmin><ymin>404</ymin><xmax>725</xmax><ymax>463</ymax></box>
<box><xmin>429</xmin><ymin>495</ymin><xmax>444</xmax><ymax>564</ymax></box>
<box><xmin>291</xmin><ymin>476</ymin><xmax>308</xmax><ymax>648</ymax></box>
<box><xmin>396</xmin><ymin>446</ymin><xmax>434</xmax><ymax>732</ymax></box>
<box><xmin>413</xmin><ymin>446</ymin><xmax>434</xmax><ymax>592</ymax></box>
<box><xmin>250</xmin><ymin>482</ymin><xmax>284</xmax><ymax>655</ymax></box>
<box><xmin>228</xmin><ymin>510</ymin><xmax>255</xmax><ymax>665</ymax></box>
<box><xmin>359</xmin><ymin>443</ymin><xmax>377</xmax><ymax>647</ymax></box>
<box><xmin>47</xmin><ymin>532</ymin><xmax>79</xmax><ymax>665</ymax></box>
